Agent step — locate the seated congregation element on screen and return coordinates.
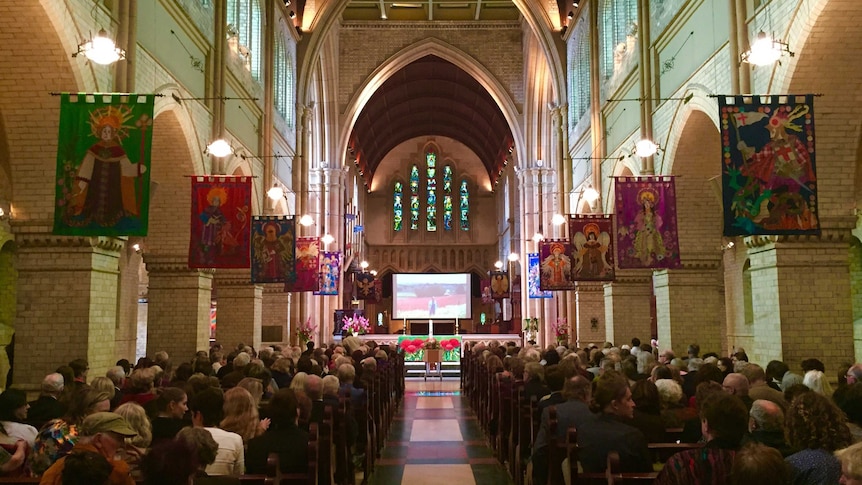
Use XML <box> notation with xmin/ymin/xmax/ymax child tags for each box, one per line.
<box><xmin>0</xmin><ymin>335</ymin><xmax>403</xmax><ymax>485</ymax></box>
<box><xmin>463</xmin><ymin>339</ymin><xmax>862</xmax><ymax>485</ymax></box>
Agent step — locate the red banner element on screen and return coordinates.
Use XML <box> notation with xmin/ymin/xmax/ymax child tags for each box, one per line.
<box><xmin>285</xmin><ymin>237</ymin><xmax>320</xmax><ymax>292</ymax></box>
<box><xmin>188</xmin><ymin>176</ymin><xmax>251</xmax><ymax>268</ymax></box>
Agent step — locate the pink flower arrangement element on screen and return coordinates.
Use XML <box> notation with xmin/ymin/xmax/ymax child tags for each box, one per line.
<box><xmin>298</xmin><ymin>317</ymin><xmax>317</xmax><ymax>344</ymax></box>
<box><xmin>551</xmin><ymin>317</ymin><xmax>569</xmax><ymax>344</ymax></box>
<box><xmin>342</xmin><ymin>314</ymin><xmax>370</xmax><ymax>335</ymax></box>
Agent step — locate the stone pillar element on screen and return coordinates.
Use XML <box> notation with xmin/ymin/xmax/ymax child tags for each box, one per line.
<box><xmin>144</xmin><ymin>255</ymin><xmax>213</xmax><ymax>360</ymax></box>
<box><xmin>213</xmin><ymin>269</ymin><xmax>263</xmax><ymax>350</ymax></box>
<box><xmin>747</xmin><ymin>230</ymin><xmax>854</xmax><ymax>374</ymax></box>
<box><xmin>116</xmin><ymin>244</ymin><xmax>143</xmax><ymax>362</ymax></box>
<box><xmin>653</xmin><ymin>260</ymin><xmax>723</xmax><ymax>356</ymax></box>
<box><xmin>603</xmin><ymin>270</ymin><xmax>653</xmax><ymax>346</ymax></box>
<box><xmin>13</xmin><ymin>232</ymin><xmax>124</xmax><ymax>389</ymax></box>
<box><xmin>575</xmin><ymin>282</ymin><xmax>606</xmax><ymax>347</ymax></box>
<box><xmin>261</xmin><ymin>284</ymin><xmax>290</xmax><ymax>345</ymax></box>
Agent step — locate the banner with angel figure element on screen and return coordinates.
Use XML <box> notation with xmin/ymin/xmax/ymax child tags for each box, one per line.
<box><xmin>719</xmin><ymin>95</ymin><xmax>819</xmax><ymax>236</ymax></box>
<box><xmin>569</xmin><ymin>215</ymin><xmax>615</xmax><ymax>281</ymax></box>
<box><xmin>614</xmin><ymin>176</ymin><xmax>681</xmax><ymax>269</ymax></box>
<box><xmin>285</xmin><ymin>237</ymin><xmax>319</xmax><ymax>292</ymax></box>
<box><xmin>527</xmin><ymin>253</ymin><xmax>552</xmax><ymax>298</ymax></box>
<box><xmin>189</xmin><ymin>176</ymin><xmax>251</xmax><ymax>268</ymax></box>
<box><xmin>54</xmin><ymin>93</ymin><xmax>155</xmax><ymax>236</ymax></box>
<box><xmin>539</xmin><ymin>240</ymin><xmax>576</xmax><ymax>290</ymax></box>
<box><xmin>250</xmin><ymin>216</ymin><xmax>294</xmax><ymax>283</ymax></box>
<box><xmin>314</xmin><ymin>251</ymin><xmax>341</xmax><ymax>296</ymax></box>
<box><xmin>489</xmin><ymin>271</ymin><xmax>510</xmax><ymax>299</ymax></box>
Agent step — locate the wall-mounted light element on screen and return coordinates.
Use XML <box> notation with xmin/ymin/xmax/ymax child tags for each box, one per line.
<box><xmin>360</xmin><ymin>260</ymin><xmax>369</xmax><ymax>270</ymax></box>
<box><xmin>321</xmin><ymin>231</ymin><xmax>335</xmax><ymax>245</ymax></box>
<box><xmin>299</xmin><ymin>214</ymin><xmax>315</xmax><ymax>227</ymax></box>
<box><xmin>552</xmin><ymin>213</ymin><xmax>567</xmax><ymax>225</ymax></box>
<box><xmin>507</xmin><ymin>253</ymin><xmax>519</xmax><ymax>262</ymax></box>
<box><xmin>741</xmin><ymin>31</ymin><xmax>793</xmax><ymax>66</ymax></box>
<box><xmin>634</xmin><ymin>139</ymin><xmax>661</xmax><ymax>158</ymax></box>
<box><xmin>205</xmin><ymin>139</ymin><xmax>233</xmax><ymax>157</ymax></box>
<box><xmin>494</xmin><ymin>260</ymin><xmax>504</xmax><ymax>270</ymax></box>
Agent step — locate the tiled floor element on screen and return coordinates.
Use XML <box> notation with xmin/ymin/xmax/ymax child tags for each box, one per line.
<box><xmin>368</xmin><ymin>379</ymin><xmax>513</xmax><ymax>485</ymax></box>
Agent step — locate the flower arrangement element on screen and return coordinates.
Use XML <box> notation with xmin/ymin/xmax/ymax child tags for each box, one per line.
<box><xmin>297</xmin><ymin>317</ymin><xmax>317</xmax><ymax>344</ymax></box>
<box><xmin>424</xmin><ymin>338</ymin><xmax>440</xmax><ymax>350</ymax></box>
<box><xmin>342</xmin><ymin>314</ymin><xmax>370</xmax><ymax>336</ymax></box>
<box><xmin>551</xmin><ymin>317</ymin><xmax>569</xmax><ymax>344</ymax></box>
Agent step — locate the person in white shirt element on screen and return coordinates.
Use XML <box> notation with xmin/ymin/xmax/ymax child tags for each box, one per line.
<box><xmin>189</xmin><ymin>387</ymin><xmax>244</xmax><ymax>476</ymax></box>
<box><xmin>0</xmin><ymin>389</ymin><xmax>38</xmax><ymax>447</ymax></box>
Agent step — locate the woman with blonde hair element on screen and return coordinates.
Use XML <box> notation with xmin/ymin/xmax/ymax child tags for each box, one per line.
<box><xmin>237</xmin><ymin>377</ymin><xmax>264</xmax><ymax>407</ymax></box>
<box><xmin>88</xmin><ymin>377</ymin><xmax>116</xmax><ymax>406</ymax></box>
<box><xmin>114</xmin><ymin>401</ymin><xmax>152</xmax><ymax>449</ymax></box>
<box><xmin>220</xmin><ymin>387</ymin><xmax>269</xmax><ymax>445</ymax></box>
<box><xmin>289</xmin><ymin>372</ymin><xmax>308</xmax><ymax>393</ymax></box>
<box><xmin>803</xmin><ymin>369</ymin><xmax>833</xmax><ymax>396</ymax></box>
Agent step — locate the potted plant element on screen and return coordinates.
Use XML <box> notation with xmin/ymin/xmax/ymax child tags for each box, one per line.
<box><xmin>342</xmin><ymin>314</ymin><xmax>370</xmax><ymax>336</ymax></box>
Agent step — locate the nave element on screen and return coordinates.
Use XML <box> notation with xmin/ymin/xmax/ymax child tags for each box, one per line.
<box><xmin>368</xmin><ymin>379</ymin><xmax>512</xmax><ymax>485</ymax></box>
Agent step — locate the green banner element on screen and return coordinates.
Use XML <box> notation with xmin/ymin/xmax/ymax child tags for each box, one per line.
<box><xmin>54</xmin><ymin>93</ymin><xmax>155</xmax><ymax>236</ymax></box>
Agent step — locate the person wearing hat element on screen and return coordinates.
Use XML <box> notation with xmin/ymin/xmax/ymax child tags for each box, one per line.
<box><xmin>39</xmin><ymin>411</ymin><xmax>138</xmax><ymax>485</ymax></box>
<box><xmin>0</xmin><ymin>389</ymin><xmax>38</xmax><ymax>447</ymax></box>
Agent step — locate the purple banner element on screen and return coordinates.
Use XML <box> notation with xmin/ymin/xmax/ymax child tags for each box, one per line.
<box><xmin>539</xmin><ymin>240</ymin><xmax>576</xmax><ymax>290</ymax></box>
<box><xmin>614</xmin><ymin>176</ymin><xmax>681</xmax><ymax>269</ymax></box>
<box><xmin>528</xmin><ymin>253</ymin><xmax>552</xmax><ymax>298</ymax></box>
<box><xmin>569</xmin><ymin>215</ymin><xmax>615</xmax><ymax>281</ymax></box>
<box><xmin>251</xmin><ymin>216</ymin><xmax>295</xmax><ymax>283</ymax></box>
<box><xmin>285</xmin><ymin>237</ymin><xmax>319</xmax><ymax>292</ymax></box>
<box><xmin>314</xmin><ymin>251</ymin><xmax>340</xmax><ymax>296</ymax></box>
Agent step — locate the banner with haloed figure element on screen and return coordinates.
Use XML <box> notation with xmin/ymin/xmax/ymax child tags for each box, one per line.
<box><xmin>527</xmin><ymin>253</ymin><xmax>552</xmax><ymax>298</ymax></box>
<box><xmin>54</xmin><ymin>93</ymin><xmax>155</xmax><ymax>236</ymax></box>
<box><xmin>569</xmin><ymin>215</ymin><xmax>615</xmax><ymax>281</ymax></box>
<box><xmin>539</xmin><ymin>240</ymin><xmax>576</xmax><ymax>291</ymax></box>
<box><xmin>614</xmin><ymin>176</ymin><xmax>681</xmax><ymax>269</ymax></box>
<box><xmin>719</xmin><ymin>95</ymin><xmax>819</xmax><ymax>236</ymax></box>
<box><xmin>285</xmin><ymin>237</ymin><xmax>319</xmax><ymax>292</ymax></box>
<box><xmin>188</xmin><ymin>176</ymin><xmax>251</xmax><ymax>269</ymax></box>
<box><xmin>314</xmin><ymin>251</ymin><xmax>341</xmax><ymax>296</ymax></box>
<box><xmin>250</xmin><ymin>216</ymin><xmax>295</xmax><ymax>283</ymax></box>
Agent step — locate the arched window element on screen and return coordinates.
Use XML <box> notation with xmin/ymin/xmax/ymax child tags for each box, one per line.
<box><xmin>410</xmin><ymin>165</ymin><xmax>420</xmax><ymax>230</ymax></box>
<box><xmin>460</xmin><ymin>179</ymin><xmax>470</xmax><ymax>231</ymax></box>
<box><xmin>600</xmin><ymin>0</ymin><xmax>638</xmax><ymax>84</ymax></box>
<box><xmin>443</xmin><ymin>165</ymin><xmax>453</xmax><ymax>230</ymax></box>
<box><xmin>569</xmin><ymin>12</ymin><xmax>591</xmax><ymax>126</ymax></box>
<box><xmin>426</xmin><ymin>153</ymin><xmax>437</xmax><ymax>231</ymax></box>
<box><xmin>274</xmin><ymin>34</ymin><xmax>294</xmax><ymax>126</ymax></box>
<box><xmin>393</xmin><ymin>181</ymin><xmax>403</xmax><ymax>231</ymax></box>
<box><xmin>227</xmin><ymin>0</ymin><xmax>263</xmax><ymax>82</ymax></box>
<box><xmin>393</xmin><ymin>152</ymin><xmax>470</xmax><ymax>233</ymax></box>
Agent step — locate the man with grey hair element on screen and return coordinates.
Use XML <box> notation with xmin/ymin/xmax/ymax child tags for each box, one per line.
<box><xmin>221</xmin><ymin>352</ymin><xmax>251</xmax><ymax>389</ymax></box>
<box><xmin>741</xmin><ymin>363</ymin><xmax>786</xmax><ymax>409</ymax></box>
<box><xmin>304</xmin><ymin>374</ymin><xmax>325</xmax><ymax>426</ymax></box>
<box><xmin>27</xmin><ymin>372</ymin><xmax>65</xmax><ymax>430</ymax></box>
<box><xmin>106</xmin><ymin>366</ymin><xmax>126</xmax><ymax>409</ymax></box>
<box><xmin>847</xmin><ymin>363</ymin><xmax>862</xmax><ymax>386</ymax></box>
<box><xmin>745</xmin><ymin>399</ymin><xmax>792</xmax><ymax>456</ymax></box>
<box><xmin>682</xmin><ymin>358</ymin><xmax>703</xmax><ymax>398</ymax></box>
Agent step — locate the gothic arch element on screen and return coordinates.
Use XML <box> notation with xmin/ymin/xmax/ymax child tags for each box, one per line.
<box><xmin>338</xmin><ymin>38</ymin><xmax>525</xmax><ymax>171</ymax></box>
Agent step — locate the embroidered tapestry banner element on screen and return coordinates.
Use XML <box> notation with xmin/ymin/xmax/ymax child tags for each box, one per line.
<box><xmin>314</xmin><ymin>251</ymin><xmax>341</xmax><ymax>296</ymax></box>
<box><xmin>569</xmin><ymin>215</ymin><xmax>616</xmax><ymax>281</ymax></box>
<box><xmin>719</xmin><ymin>94</ymin><xmax>819</xmax><ymax>236</ymax></box>
<box><xmin>188</xmin><ymin>176</ymin><xmax>251</xmax><ymax>268</ymax></box>
<box><xmin>285</xmin><ymin>237</ymin><xmax>320</xmax><ymax>292</ymax></box>
<box><xmin>355</xmin><ymin>272</ymin><xmax>377</xmax><ymax>301</ymax></box>
<box><xmin>250</xmin><ymin>216</ymin><xmax>295</xmax><ymax>283</ymax></box>
<box><xmin>54</xmin><ymin>93</ymin><xmax>155</xmax><ymax>236</ymax></box>
<box><xmin>489</xmin><ymin>271</ymin><xmax>510</xmax><ymax>300</ymax></box>
<box><xmin>614</xmin><ymin>176</ymin><xmax>681</xmax><ymax>269</ymax></box>
<box><xmin>539</xmin><ymin>240</ymin><xmax>576</xmax><ymax>290</ymax></box>
<box><xmin>528</xmin><ymin>253</ymin><xmax>552</xmax><ymax>298</ymax></box>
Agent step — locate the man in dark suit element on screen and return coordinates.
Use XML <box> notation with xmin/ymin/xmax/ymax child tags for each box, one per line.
<box><xmin>26</xmin><ymin>372</ymin><xmax>65</xmax><ymax>430</ymax></box>
<box><xmin>531</xmin><ymin>375</ymin><xmax>593</xmax><ymax>485</ymax></box>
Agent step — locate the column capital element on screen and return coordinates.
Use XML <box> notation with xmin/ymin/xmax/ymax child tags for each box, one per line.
<box><xmin>14</xmin><ymin>224</ymin><xmax>125</xmax><ymax>253</ymax></box>
<box><xmin>143</xmin><ymin>254</ymin><xmax>215</xmax><ymax>275</ymax></box>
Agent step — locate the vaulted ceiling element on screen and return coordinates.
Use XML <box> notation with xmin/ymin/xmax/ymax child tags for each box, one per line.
<box><xmin>348</xmin><ymin>55</ymin><xmax>514</xmax><ymax>185</ymax></box>
<box><xmin>341</xmin><ymin>0</ymin><xmax>521</xmax><ymax>22</ymax></box>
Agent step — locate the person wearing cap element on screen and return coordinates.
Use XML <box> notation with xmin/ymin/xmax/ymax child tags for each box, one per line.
<box><xmin>39</xmin><ymin>411</ymin><xmax>138</xmax><ymax>485</ymax></box>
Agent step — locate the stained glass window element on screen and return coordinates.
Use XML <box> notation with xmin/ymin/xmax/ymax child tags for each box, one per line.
<box><xmin>443</xmin><ymin>165</ymin><xmax>453</xmax><ymax>230</ymax></box>
<box><xmin>394</xmin><ymin>181</ymin><xmax>403</xmax><ymax>231</ymax></box>
<box><xmin>460</xmin><ymin>179</ymin><xmax>469</xmax><ymax>230</ymax></box>
<box><xmin>410</xmin><ymin>165</ymin><xmax>420</xmax><ymax>230</ymax></box>
<box><xmin>426</xmin><ymin>153</ymin><xmax>437</xmax><ymax>231</ymax></box>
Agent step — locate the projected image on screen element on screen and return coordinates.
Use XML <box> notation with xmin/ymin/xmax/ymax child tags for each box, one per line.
<box><xmin>393</xmin><ymin>273</ymin><xmax>471</xmax><ymax>319</ymax></box>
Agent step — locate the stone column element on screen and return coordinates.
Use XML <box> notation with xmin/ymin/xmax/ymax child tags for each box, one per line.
<box><xmin>603</xmin><ymin>270</ymin><xmax>653</xmax><ymax>346</ymax></box>
<box><xmin>575</xmin><ymin>282</ymin><xmax>606</xmax><ymax>347</ymax></box>
<box><xmin>653</xmin><ymin>257</ymin><xmax>724</xmax><ymax>356</ymax></box>
<box><xmin>13</xmin><ymin>232</ymin><xmax>124</xmax><ymax>389</ymax></box>
<box><xmin>213</xmin><ymin>268</ymin><xmax>263</xmax><ymax>350</ymax></box>
<box><xmin>116</xmin><ymin>244</ymin><xmax>144</xmax><ymax>362</ymax></box>
<box><xmin>144</xmin><ymin>255</ymin><xmax>213</xmax><ymax>360</ymax></box>
<box><xmin>261</xmin><ymin>284</ymin><xmax>290</xmax><ymax>346</ymax></box>
<box><xmin>746</xmin><ymin>228</ymin><xmax>854</xmax><ymax>374</ymax></box>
